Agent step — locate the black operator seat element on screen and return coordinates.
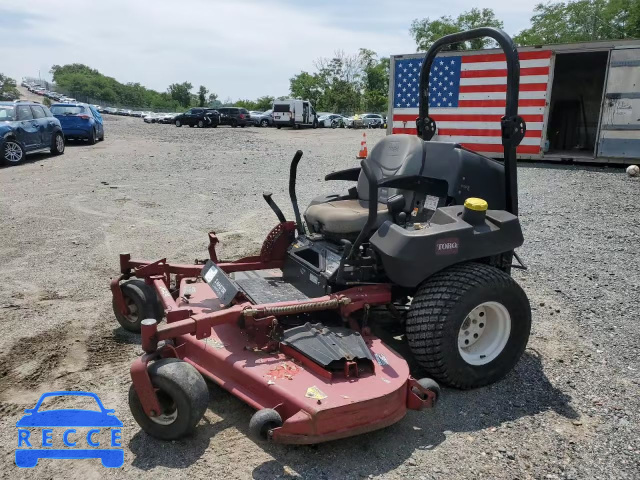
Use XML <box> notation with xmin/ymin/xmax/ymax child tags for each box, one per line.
<box><xmin>304</xmin><ymin>135</ymin><xmax>424</xmax><ymax>236</ymax></box>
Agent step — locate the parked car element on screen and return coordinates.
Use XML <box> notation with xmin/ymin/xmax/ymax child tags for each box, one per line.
<box><xmin>345</xmin><ymin>114</ymin><xmax>365</xmax><ymax>129</ymax></box>
<box><xmin>217</xmin><ymin>107</ymin><xmax>251</xmax><ymax>127</ymax></box>
<box><xmin>318</xmin><ymin>114</ymin><xmax>346</xmax><ymax>128</ymax></box>
<box><xmin>50</xmin><ymin>103</ymin><xmax>104</xmax><ymax>144</ymax></box>
<box><xmin>158</xmin><ymin>113</ymin><xmax>177</xmax><ymax>124</ymax></box>
<box><xmin>143</xmin><ymin>113</ymin><xmax>163</xmax><ymax>124</ymax></box>
<box><xmin>0</xmin><ymin>101</ymin><xmax>65</xmax><ymax>165</ymax></box>
<box><xmin>103</xmin><ymin>107</ymin><xmax>117</xmax><ymax>115</ymax></box>
<box><xmin>173</xmin><ymin>108</ymin><xmax>220</xmax><ymax>128</ymax></box>
<box><xmin>252</xmin><ymin>109</ymin><xmax>273</xmax><ymax>127</ymax></box>
<box><xmin>361</xmin><ymin>113</ymin><xmax>385</xmax><ymax>128</ymax></box>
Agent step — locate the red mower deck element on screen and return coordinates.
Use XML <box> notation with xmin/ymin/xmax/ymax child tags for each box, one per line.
<box><xmin>117</xmin><ymin>227</ymin><xmax>436</xmax><ymax>444</ymax></box>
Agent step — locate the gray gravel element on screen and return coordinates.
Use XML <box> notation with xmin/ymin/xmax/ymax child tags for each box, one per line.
<box><xmin>0</xmin><ymin>115</ymin><xmax>638</xmax><ymax>479</ymax></box>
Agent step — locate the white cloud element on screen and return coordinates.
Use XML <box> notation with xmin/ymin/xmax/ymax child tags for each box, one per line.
<box><xmin>0</xmin><ymin>0</ymin><xmax>537</xmax><ymax>99</ymax></box>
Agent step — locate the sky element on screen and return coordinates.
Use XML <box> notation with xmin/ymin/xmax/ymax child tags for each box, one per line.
<box><xmin>0</xmin><ymin>0</ymin><xmax>539</xmax><ymax>100</ymax></box>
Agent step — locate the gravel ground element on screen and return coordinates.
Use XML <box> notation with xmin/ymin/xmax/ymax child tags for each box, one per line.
<box><xmin>0</xmin><ymin>114</ymin><xmax>638</xmax><ymax>480</ymax></box>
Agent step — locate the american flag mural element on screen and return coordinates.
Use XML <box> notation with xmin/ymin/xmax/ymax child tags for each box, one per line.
<box><xmin>391</xmin><ymin>50</ymin><xmax>552</xmax><ymax>155</ymax></box>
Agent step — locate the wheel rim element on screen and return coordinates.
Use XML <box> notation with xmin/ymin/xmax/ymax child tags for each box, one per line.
<box><xmin>122</xmin><ymin>297</ymin><xmax>139</xmax><ymax>324</ymax></box>
<box><xmin>458</xmin><ymin>301</ymin><xmax>511</xmax><ymax>366</ymax></box>
<box><xmin>4</xmin><ymin>141</ymin><xmax>22</xmax><ymax>163</ymax></box>
<box><xmin>56</xmin><ymin>135</ymin><xmax>64</xmax><ymax>152</ymax></box>
<box><xmin>261</xmin><ymin>120</ymin><xmax>267</xmax><ymax>127</ymax></box>
<box><xmin>150</xmin><ymin>390</ymin><xmax>178</xmax><ymax>425</ymax></box>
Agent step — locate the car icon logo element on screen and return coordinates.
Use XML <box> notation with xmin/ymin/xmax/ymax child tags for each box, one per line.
<box><xmin>15</xmin><ymin>391</ymin><xmax>124</xmax><ymax>468</ymax></box>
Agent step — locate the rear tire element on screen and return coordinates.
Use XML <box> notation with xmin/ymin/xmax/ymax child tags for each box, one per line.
<box><xmin>231</xmin><ymin>119</ymin><xmax>238</xmax><ymax>128</ymax></box>
<box><xmin>249</xmin><ymin>408</ymin><xmax>282</xmax><ymax>441</ymax></box>
<box><xmin>113</xmin><ymin>279</ymin><xmax>163</xmax><ymax>332</ymax></box>
<box><xmin>50</xmin><ymin>132</ymin><xmax>65</xmax><ymax>155</ymax></box>
<box><xmin>128</xmin><ymin>359</ymin><xmax>209</xmax><ymax>440</ymax></box>
<box><xmin>276</xmin><ymin>125</ymin><xmax>281</xmax><ymax>129</ymax></box>
<box><xmin>260</xmin><ymin>119</ymin><xmax>269</xmax><ymax>127</ymax></box>
<box><xmin>88</xmin><ymin>128</ymin><xmax>96</xmax><ymax>145</ymax></box>
<box><xmin>406</xmin><ymin>262</ymin><xmax>531</xmax><ymax>389</ymax></box>
<box><xmin>197</xmin><ymin>120</ymin><xmax>205</xmax><ymax>128</ymax></box>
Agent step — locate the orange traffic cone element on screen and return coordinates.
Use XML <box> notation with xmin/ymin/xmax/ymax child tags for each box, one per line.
<box><xmin>357</xmin><ymin>132</ymin><xmax>368</xmax><ymax>159</ymax></box>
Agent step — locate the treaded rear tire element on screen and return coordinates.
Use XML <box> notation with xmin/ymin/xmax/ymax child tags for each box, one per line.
<box><xmin>128</xmin><ymin>358</ymin><xmax>209</xmax><ymax>440</ymax></box>
<box><xmin>406</xmin><ymin>262</ymin><xmax>531</xmax><ymax>389</ymax></box>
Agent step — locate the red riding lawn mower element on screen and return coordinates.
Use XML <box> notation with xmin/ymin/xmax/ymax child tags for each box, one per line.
<box><xmin>111</xmin><ymin>28</ymin><xmax>531</xmax><ymax>444</ymax></box>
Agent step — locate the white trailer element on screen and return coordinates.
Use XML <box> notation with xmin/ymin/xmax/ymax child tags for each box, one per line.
<box><xmin>272</xmin><ymin>99</ymin><xmax>318</xmax><ymax>129</ymax></box>
<box><xmin>388</xmin><ymin>38</ymin><xmax>640</xmax><ymax>163</ymax></box>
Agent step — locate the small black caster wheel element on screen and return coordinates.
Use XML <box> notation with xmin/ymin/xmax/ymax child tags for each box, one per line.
<box><xmin>113</xmin><ymin>279</ymin><xmax>163</xmax><ymax>332</ymax></box>
<box><xmin>249</xmin><ymin>408</ymin><xmax>283</xmax><ymax>441</ymax></box>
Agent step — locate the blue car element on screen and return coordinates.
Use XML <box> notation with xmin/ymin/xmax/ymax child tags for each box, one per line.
<box><xmin>0</xmin><ymin>101</ymin><xmax>65</xmax><ymax>166</ymax></box>
<box><xmin>50</xmin><ymin>103</ymin><xmax>104</xmax><ymax>144</ymax></box>
<box><xmin>15</xmin><ymin>391</ymin><xmax>124</xmax><ymax>468</ymax></box>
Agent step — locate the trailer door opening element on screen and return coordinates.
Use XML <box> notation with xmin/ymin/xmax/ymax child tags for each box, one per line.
<box><xmin>546</xmin><ymin>51</ymin><xmax>608</xmax><ymax>159</ymax></box>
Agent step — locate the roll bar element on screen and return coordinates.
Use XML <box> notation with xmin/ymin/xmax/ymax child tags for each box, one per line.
<box><xmin>417</xmin><ymin>27</ymin><xmax>525</xmax><ymax>215</ymax></box>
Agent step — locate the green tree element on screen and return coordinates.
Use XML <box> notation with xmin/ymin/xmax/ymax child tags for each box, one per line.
<box><xmin>254</xmin><ymin>95</ymin><xmax>275</xmax><ymax>111</ymax></box>
<box><xmin>359</xmin><ymin>49</ymin><xmax>389</xmax><ymax>113</ymax></box>
<box><xmin>197</xmin><ymin>85</ymin><xmax>208</xmax><ymax>107</ymax></box>
<box><xmin>0</xmin><ymin>73</ymin><xmax>20</xmax><ymax>101</ymax></box>
<box><xmin>289</xmin><ymin>71</ymin><xmax>324</xmax><ymax>107</ymax></box>
<box><xmin>410</xmin><ymin>8</ymin><xmax>504</xmax><ymax>51</ymax></box>
<box><xmin>51</xmin><ymin>63</ymin><xmax>184</xmax><ymax>110</ymax></box>
<box><xmin>168</xmin><ymin>81</ymin><xmax>193</xmax><ymax>108</ymax></box>
<box><xmin>514</xmin><ymin>0</ymin><xmax>640</xmax><ymax>45</ymax></box>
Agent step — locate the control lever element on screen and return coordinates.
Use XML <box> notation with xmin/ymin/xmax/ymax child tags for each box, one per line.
<box><xmin>335</xmin><ymin>239</ymin><xmax>352</xmax><ymax>285</ymax></box>
<box><xmin>262</xmin><ymin>192</ymin><xmax>286</xmax><ymax>223</ymax></box>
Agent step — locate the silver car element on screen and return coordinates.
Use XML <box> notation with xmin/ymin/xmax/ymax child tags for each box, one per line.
<box><xmin>252</xmin><ymin>109</ymin><xmax>273</xmax><ymax>127</ymax></box>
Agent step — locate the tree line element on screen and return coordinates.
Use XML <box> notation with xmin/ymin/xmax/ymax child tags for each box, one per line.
<box><xmin>3</xmin><ymin>1</ymin><xmax>637</xmax><ymax>111</ymax></box>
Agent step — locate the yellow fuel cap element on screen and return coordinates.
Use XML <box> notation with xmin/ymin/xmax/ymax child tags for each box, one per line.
<box><xmin>464</xmin><ymin>197</ymin><xmax>488</xmax><ymax>211</ymax></box>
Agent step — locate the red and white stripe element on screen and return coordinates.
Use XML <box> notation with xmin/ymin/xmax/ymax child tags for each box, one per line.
<box><xmin>392</xmin><ymin>50</ymin><xmax>551</xmax><ymax>155</ymax></box>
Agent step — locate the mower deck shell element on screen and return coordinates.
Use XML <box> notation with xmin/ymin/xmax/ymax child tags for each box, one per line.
<box><xmin>166</xmin><ymin>280</ymin><xmax>420</xmax><ymax>444</ymax></box>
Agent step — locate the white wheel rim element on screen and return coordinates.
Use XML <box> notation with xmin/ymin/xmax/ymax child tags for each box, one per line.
<box><xmin>150</xmin><ymin>391</ymin><xmax>178</xmax><ymax>425</ymax></box>
<box><xmin>458</xmin><ymin>301</ymin><xmax>511</xmax><ymax>366</ymax></box>
<box><xmin>56</xmin><ymin>135</ymin><xmax>64</xmax><ymax>152</ymax></box>
<box><xmin>151</xmin><ymin>409</ymin><xmax>178</xmax><ymax>425</ymax></box>
<box><xmin>4</xmin><ymin>142</ymin><xmax>22</xmax><ymax>162</ymax></box>
<box><xmin>123</xmin><ymin>297</ymin><xmax>139</xmax><ymax>324</ymax></box>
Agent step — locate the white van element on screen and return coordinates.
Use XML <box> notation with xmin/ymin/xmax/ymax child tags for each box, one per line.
<box><xmin>272</xmin><ymin>99</ymin><xmax>318</xmax><ymax>129</ymax></box>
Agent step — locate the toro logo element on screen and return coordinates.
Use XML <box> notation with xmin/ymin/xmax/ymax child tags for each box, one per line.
<box><xmin>435</xmin><ymin>238</ymin><xmax>459</xmax><ymax>255</ymax></box>
<box><xmin>15</xmin><ymin>391</ymin><xmax>123</xmax><ymax>468</ymax></box>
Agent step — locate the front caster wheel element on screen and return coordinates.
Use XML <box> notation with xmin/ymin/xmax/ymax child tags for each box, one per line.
<box><xmin>113</xmin><ymin>279</ymin><xmax>162</xmax><ymax>332</ymax></box>
<box><xmin>412</xmin><ymin>378</ymin><xmax>441</xmax><ymax>403</ymax></box>
<box><xmin>406</xmin><ymin>262</ymin><xmax>531</xmax><ymax>389</ymax></box>
<box><xmin>249</xmin><ymin>408</ymin><xmax>282</xmax><ymax>441</ymax></box>
<box><xmin>128</xmin><ymin>359</ymin><xmax>209</xmax><ymax>440</ymax></box>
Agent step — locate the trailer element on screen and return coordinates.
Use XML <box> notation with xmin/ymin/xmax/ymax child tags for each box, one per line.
<box><xmin>388</xmin><ymin>38</ymin><xmax>640</xmax><ymax>164</ymax></box>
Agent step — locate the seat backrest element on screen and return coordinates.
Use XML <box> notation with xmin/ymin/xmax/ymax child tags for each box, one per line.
<box><xmin>357</xmin><ymin>134</ymin><xmax>423</xmax><ymax>209</ymax></box>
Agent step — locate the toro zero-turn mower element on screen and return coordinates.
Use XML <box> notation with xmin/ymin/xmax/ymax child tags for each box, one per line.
<box><xmin>112</xmin><ymin>28</ymin><xmax>531</xmax><ymax>444</ymax></box>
